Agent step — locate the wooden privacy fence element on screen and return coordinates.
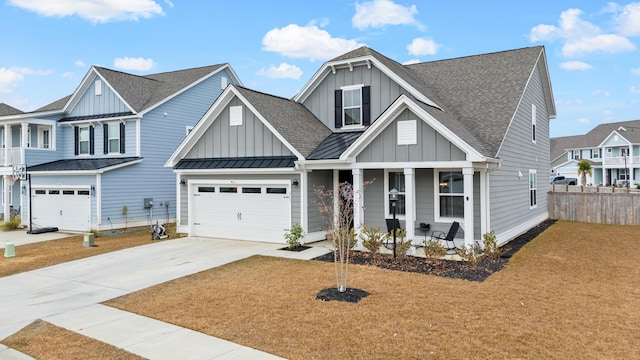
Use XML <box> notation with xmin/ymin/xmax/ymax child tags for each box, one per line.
<box><xmin>548</xmin><ymin>187</ymin><xmax>640</xmax><ymax>225</ymax></box>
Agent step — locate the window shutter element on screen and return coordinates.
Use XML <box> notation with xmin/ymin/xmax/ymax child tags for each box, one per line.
<box><xmin>362</xmin><ymin>86</ymin><xmax>371</xmax><ymax>126</ymax></box>
<box><xmin>334</xmin><ymin>89</ymin><xmax>342</xmax><ymax>128</ymax></box>
<box><xmin>120</xmin><ymin>122</ymin><xmax>125</xmax><ymax>153</ymax></box>
<box><xmin>103</xmin><ymin>124</ymin><xmax>108</xmax><ymax>154</ymax></box>
<box><xmin>89</xmin><ymin>126</ymin><xmax>95</xmax><ymax>155</ymax></box>
<box><xmin>74</xmin><ymin>127</ymin><xmax>79</xmax><ymax>155</ymax></box>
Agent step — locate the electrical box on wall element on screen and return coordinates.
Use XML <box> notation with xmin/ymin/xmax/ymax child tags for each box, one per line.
<box><xmin>144</xmin><ymin>198</ymin><xmax>154</xmax><ymax>209</ymax></box>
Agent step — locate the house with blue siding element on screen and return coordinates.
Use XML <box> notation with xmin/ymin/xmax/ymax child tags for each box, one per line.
<box><xmin>551</xmin><ymin>119</ymin><xmax>640</xmax><ymax>186</ymax></box>
<box><xmin>167</xmin><ymin>46</ymin><xmax>556</xmax><ymax>248</ymax></box>
<box><xmin>1</xmin><ymin>64</ymin><xmax>241</xmax><ymax>231</ymax></box>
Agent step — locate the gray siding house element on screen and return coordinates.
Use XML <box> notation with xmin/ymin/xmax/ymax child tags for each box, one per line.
<box><xmin>167</xmin><ymin>46</ymin><xmax>556</xmax><ymax>247</ymax></box>
<box><xmin>1</xmin><ymin>64</ymin><xmax>241</xmax><ymax>231</ymax></box>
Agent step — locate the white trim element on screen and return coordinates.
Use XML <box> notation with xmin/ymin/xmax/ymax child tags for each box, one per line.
<box><xmin>341</xmin><ymin>84</ymin><xmax>364</xmax><ymax>128</ymax></box>
<box><xmin>136</xmin><ymin>118</ymin><xmax>141</xmax><ymax>156</ymax></box>
<box><xmin>340</xmin><ymin>95</ymin><xmax>487</xmax><ymax>162</ymax></box>
<box><xmin>598</xmin><ymin>130</ymin><xmax>631</xmax><ymax>148</ymax></box>
<box><xmin>433</xmin><ymin>169</ymin><xmax>465</xmax><ymax>223</ymax></box>
<box><xmin>64</xmin><ymin>69</ymin><xmax>136</xmax><ymax>114</ymax></box>
<box><xmin>496</xmin><ymin>212</ymin><xmax>548</xmax><ymax>246</ymax></box>
<box><xmin>37</xmin><ymin>125</ymin><xmax>52</xmax><ymax>149</ymax></box>
<box><xmin>383</xmin><ymin>169</ymin><xmax>406</xmax><ymax>219</ymax></box>
<box><xmin>96</xmin><ymin>174</ymin><xmax>101</xmax><ymax>226</ymax></box>
<box><xmin>28</xmin><ymin>159</ymin><xmax>142</xmax><ymax>176</ymax></box>
<box><xmin>175</xmin><ymin>168</ymin><xmax>297</xmax><ymax>175</ymax></box>
<box><xmin>95</xmin><ymin>79</ymin><xmax>102</xmax><ymax>96</ymax></box>
<box><xmin>529</xmin><ymin>169</ymin><xmax>537</xmax><ymax>209</ymax></box>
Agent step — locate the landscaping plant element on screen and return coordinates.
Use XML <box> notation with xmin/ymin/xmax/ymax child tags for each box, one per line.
<box><xmin>284</xmin><ymin>224</ymin><xmax>304</xmax><ymax>249</ymax></box>
<box><xmin>359</xmin><ymin>224</ymin><xmax>387</xmax><ymax>256</ymax></box>
<box><xmin>423</xmin><ymin>238</ymin><xmax>446</xmax><ymax>261</ymax></box>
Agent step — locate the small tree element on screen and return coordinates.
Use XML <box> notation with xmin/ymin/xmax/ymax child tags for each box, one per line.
<box><xmin>122</xmin><ymin>205</ymin><xmax>129</xmax><ymax>230</ymax></box>
<box><xmin>284</xmin><ymin>224</ymin><xmax>304</xmax><ymax>249</ymax></box>
<box><xmin>577</xmin><ymin>159</ymin><xmax>592</xmax><ymax>186</ymax></box>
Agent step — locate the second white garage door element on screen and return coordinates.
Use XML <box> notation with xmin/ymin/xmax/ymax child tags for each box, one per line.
<box><xmin>31</xmin><ymin>187</ymin><xmax>92</xmax><ymax>231</ymax></box>
<box><xmin>191</xmin><ymin>182</ymin><xmax>291</xmax><ymax>243</ymax></box>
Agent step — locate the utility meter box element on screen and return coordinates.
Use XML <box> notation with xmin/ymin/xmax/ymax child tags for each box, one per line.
<box><xmin>144</xmin><ymin>198</ymin><xmax>154</xmax><ymax>209</ymax></box>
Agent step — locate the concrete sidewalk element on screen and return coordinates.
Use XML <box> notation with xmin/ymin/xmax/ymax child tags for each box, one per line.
<box><xmin>0</xmin><ymin>229</ymin><xmax>76</xmax><ymax>249</ymax></box>
<box><xmin>0</xmin><ymin>237</ymin><xmax>330</xmax><ymax>359</ymax></box>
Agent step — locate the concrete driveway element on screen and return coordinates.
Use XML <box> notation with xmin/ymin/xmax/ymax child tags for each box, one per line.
<box><xmin>1</xmin><ymin>229</ymin><xmax>75</xmax><ymax>249</ymax></box>
<box><xmin>0</xmin><ymin>235</ymin><xmax>331</xmax><ymax>359</ymax></box>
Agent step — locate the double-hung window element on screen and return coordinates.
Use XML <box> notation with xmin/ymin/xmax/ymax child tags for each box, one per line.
<box><xmin>103</xmin><ymin>122</ymin><xmax>125</xmax><ymax>154</ymax></box>
<box><xmin>38</xmin><ymin>126</ymin><xmax>51</xmax><ymax>149</ymax></box>
<box><xmin>529</xmin><ymin>170</ymin><xmax>537</xmax><ymax>209</ymax></box>
<box><xmin>78</xmin><ymin>126</ymin><xmax>90</xmax><ymax>155</ymax></box>
<box><xmin>385</xmin><ymin>171</ymin><xmax>406</xmax><ymax>216</ymax></box>
<box><xmin>334</xmin><ymin>85</ymin><xmax>370</xmax><ymax>129</ymax></box>
<box><xmin>437</xmin><ymin>171</ymin><xmax>464</xmax><ymax>220</ymax></box>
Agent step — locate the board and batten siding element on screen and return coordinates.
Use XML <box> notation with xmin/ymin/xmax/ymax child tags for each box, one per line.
<box><xmin>179</xmin><ymin>173</ymin><xmax>301</xmax><ymax>230</ymax></box>
<box><xmin>306</xmin><ymin>170</ymin><xmax>333</xmax><ymax>233</ymax></box>
<box><xmin>185</xmin><ymin>97</ymin><xmax>293</xmax><ymax>159</ymax></box>
<box><xmin>302</xmin><ymin>64</ymin><xmax>408</xmax><ymax>131</ymax></box>
<box><xmin>490</xmin><ymin>63</ymin><xmax>550</xmax><ymax>237</ymax></box>
<box><xmin>357</xmin><ymin>110</ymin><xmax>466</xmax><ymax>163</ymax></box>
<box><xmin>68</xmin><ymin>74</ymin><xmax>129</xmax><ymax>117</ymax></box>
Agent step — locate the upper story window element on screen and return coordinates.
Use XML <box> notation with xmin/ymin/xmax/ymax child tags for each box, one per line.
<box><xmin>592</xmin><ymin>148</ymin><xmax>600</xmax><ymax>159</ymax></box>
<box><xmin>531</xmin><ymin>104</ymin><xmax>537</xmax><ymax>144</ymax></box>
<box><xmin>37</xmin><ymin>125</ymin><xmax>51</xmax><ymax>149</ymax></box>
<box><xmin>334</xmin><ymin>85</ymin><xmax>370</xmax><ymax>129</ymax></box>
<box><xmin>103</xmin><ymin>123</ymin><xmax>125</xmax><ymax>154</ymax></box>
<box><xmin>75</xmin><ymin>126</ymin><xmax>94</xmax><ymax>155</ymax></box>
<box><xmin>436</xmin><ymin>171</ymin><xmax>464</xmax><ymax>221</ymax></box>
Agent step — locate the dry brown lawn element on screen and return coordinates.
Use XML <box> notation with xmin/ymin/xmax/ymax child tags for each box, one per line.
<box><xmin>0</xmin><ymin>227</ymin><xmax>174</xmax><ymax>277</ymax></box>
<box><xmin>100</xmin><ymin>220</ymin><xmax>640</xmax><ymax>359</ymax></box>
<box><xmin>2</xmin><ymin>320</ymin><xmax>145</xmax><ymax>360</ymax></box>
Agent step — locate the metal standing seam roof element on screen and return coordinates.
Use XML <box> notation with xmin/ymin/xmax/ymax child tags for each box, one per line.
<box><xmin>27</xmin><ymin>157</ymin><xmax>142</xmax><ymax>172</ymax></box>
<box><xmin>58</xmin><ymin>112</ymin><xmax>134</xmax><ymax>123</ymax></box>
<box><xmin>234</xmin><ymin>86</ymin><xmax>332</xmax><ymax>158</ymax></box>
<box><xmin>307</xmin><ymin>131</ymin><xmax>364</xmax><ymax>160</ymax></box>
<box><xmin>175</xmin><ymin>156</ymin><xmax>297</xmax><ymax>170</ymax></box>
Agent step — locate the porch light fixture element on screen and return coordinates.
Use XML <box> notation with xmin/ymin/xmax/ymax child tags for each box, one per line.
<box><xmin>389</xmin><ymin>188</ymin><xmax>399</xmax><ymax>258</ymax></box>
<box><xmin>292</xmin><ymin>179</ymin><xmax>299</xmax><ymax>186</ymax></box>
<box><xmin>179</xmin><ymin>179</ymin><xmax>186</xmax><ymax>185</ymax></box>
<box><xmin>90</xmin><ymin>185</ymin><xmax>95</xmax><ymax>196</ymax></box>
<box><xmin>21</xmin><ymin>185</ymin><xmax>25</xmax><ymax>195</ymax></box>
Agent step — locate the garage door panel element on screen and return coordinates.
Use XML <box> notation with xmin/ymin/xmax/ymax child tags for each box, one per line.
<box><xmin>31</xmin><ymin>188</ymin><xmax>91</xmax><ymax>231</ymax></box>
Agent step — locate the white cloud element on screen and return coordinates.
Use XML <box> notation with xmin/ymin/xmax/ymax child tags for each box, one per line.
<box><xmin>75</xmin><ymin>60</ymin><xmax>86</xmax><ymax>67</ymax></box>
<box><xmin>262</xmin><ymin>24</ymin><xmax>364</xmax><ymax>61</ymax></box>
<box><xmin>614</xmin><ymin>2</ymin><xmax>640</xmax><ymax>35</ymax></box>
<box><xmin>352</xmin><ymin>0</ymin><xmax>423</xmax><ymax>30</ymax></box>
<box><xmin>630</xmin><ymin>85</ymin><xmax>640</xmax><ymax>93</ymax></box>
<box><xmin>8</xmin><ymin>0</ymin><xmax>164</xmax><ymax>24</ymax></box>
<box><xmin>62</xmin><ymin>72</ymin><xmax>74</xmax><ymax>78</ymax></box>
<box><xmin>632</xmin><ymin>68</ymin><xmax>640</xmax><ymax>76</ymax></box>
<box><xmin>257</xmin><ymin>63</ymin><xmax>303</xmax><ymax>80</ymax></box>
<box><xmin>560</xmin><ymin>61</ymin><xmax>592</xmax><ymax>70</ymax></box>
<box><xmin>407</xmin><ymin>38</ymin><xmax>440</xmax><ymax>56</ymax></box>
<box><xmin>164</xmin><ymin>0</ymin><xmax>174</xmax><ymax>8</ymax></box>
<box><xmin>529</xmin><ymin>8</ymin><xmax>635</xmax><ymax>57</ymax></box>
<box><xmin>114</xmin><ymin>57</ymin><xmax>154</xmax><ymax>71</ymax></box>
<box><xmin>402</xmin><ymin>59</ymin><xmax>421</xmax><ymax>65</ymax></box>
<box><xmin>591</xmin><ymin>89</ymin><xmax>610</xmax><ymax>97</ymax></box>
<box><xmin>577</xmin><ymin>117</ymin><xmax>590</xmax><ymax>123</ymax></box>
<box><xmin>0</xmin><ymin>66</ymin><xmax>51</xmax><ymax>93</ymax></box>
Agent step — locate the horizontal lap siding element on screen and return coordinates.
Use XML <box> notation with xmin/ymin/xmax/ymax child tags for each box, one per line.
<box><xmin>491</xmin><ymin>64</ymin><xmax>550</xmax><ymax>237</ymax></box>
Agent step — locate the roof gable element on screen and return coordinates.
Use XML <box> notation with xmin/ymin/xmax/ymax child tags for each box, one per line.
<box><xmin>0</xmin><ymin>103</ymin><xmax>24</xmax><ymax>116</ymax></box>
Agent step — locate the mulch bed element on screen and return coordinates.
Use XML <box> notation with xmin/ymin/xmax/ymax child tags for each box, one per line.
<box><xmin>313</xmin><ymin>219</ymin><xmax>556</xmax><ymax>282</ymax></box>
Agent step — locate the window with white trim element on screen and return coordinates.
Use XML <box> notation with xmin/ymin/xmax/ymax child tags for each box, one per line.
<box><xmin>436</xmin><ymin>171</ymin><xmax>464</xmax><ymax>220</ymax></box>
<box><xmin>37</xmin><ymin>125</ymin><xmax>51</xmax><ymax>149</ymax></box>
<box><xmin>95</xmin><ymin>79</ymin><xmax>102</xmax><ymax>96</ymax></box>
<box><xmin>0</xmin><ymin>127</ymin><xmax>4</xmax><ymax>148</ymax></box>
<box><xmin>107</xmin><ymin>123</ymin><xmax>120</xmax><ymax>153</ymax></box>
<box><xmin>529</xmin><ymin>170</ymin><xmax>537</xmax><ymax>209</ymax></box>
<box><xmin>78</xmin><ymin>126</ymin><xmax>90</xmax><ymax>155</ymax></box>
<box><xmin>531</xmin><ymin>104</ymin><xmax>537</xmax><ymax>143</ymax></box>
<box><xmin>343</xmin><ymin>85</ymin><xmax>363</xmax><ymax>127</ymax></box>
<box><xmin>385</xmin><ymin>171</ymin><xmax>406</xmax><ymax>216</ymax></box>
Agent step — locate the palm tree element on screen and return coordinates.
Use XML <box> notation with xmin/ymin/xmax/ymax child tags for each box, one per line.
<box><xmin>577</xmin><ymin>159</ymin><xmax>593</xmax><ymax>186</ymax></box>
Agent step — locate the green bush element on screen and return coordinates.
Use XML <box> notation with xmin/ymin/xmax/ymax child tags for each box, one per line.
<box><xmin>423</xmin><ymin>238</ymin><xmax>446</xmax><ymax>261</ymax></box>
<box><xmin>395</xmin><ymin>238</ymin><xmax>414</xmax><ymax>259</ymax></box>
<box><xmin>359</xmin><ymin>224</ymin><xmax>387</xmax><ymax>256</ymax></box>
<box><xmin>284</xmin><ymin>224</ymin><xmax>304</xmax><ymax>249</ymax></box>
<box><xmin>2</xmin><ymin>216</ymin><xmax>22</xmax><ymax>231</ymax></box>
<box><xmin>482</xmin><ymin>230</ymin><xmax>502</xmax><ymax>258</ymax></box>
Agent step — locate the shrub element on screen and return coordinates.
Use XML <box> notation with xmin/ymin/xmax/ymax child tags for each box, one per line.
<box><xmin>2</xmin><ymin>216</ymin><xmax>22</xmax><ymax>231</ymax></box>
<box><xmin>284</xmin><ymin>224</ymin><xmax>304</xmax><ymax>249</ymax></box>
<box><xmin>482</xmin><ymin>230</ymin><xmax>502</xmax><ymax>258</ymax></box>
<box><xmin>423</xmin><ymin>238</ymin><xmax>446</xmax><ymax>261</ymax></box>
<box><xmin>457</xmin><ymin>245</ymin><xmax>480</xmax><ymax>267</ymax></box>
<box><xmin>359</xmin><ymin>224</ymin><xmax>387</xmax><ymax>256</ymax></box>
<box><xmin>395</xmin><ymin>238</ymin><xmax>414</xmax><ymax>259</ymax></box>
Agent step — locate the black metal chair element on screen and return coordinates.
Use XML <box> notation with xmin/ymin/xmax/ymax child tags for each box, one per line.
<box><xmin>384</xmin><ymin>218</ymin><xmax>403</xmax><ymax>249</ymax></box>
<box><xmin>430</xmin><ymin>221</ymin><xmax>460</xmax><ymax>250</ymax></box>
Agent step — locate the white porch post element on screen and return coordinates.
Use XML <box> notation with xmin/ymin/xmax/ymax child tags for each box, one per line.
<box><xmin>463</xmin><ymin>167</ymin><xmax>475</xmax><ymax>249</ymax></box>
<box><xmin>21</xmin><ymin>123</ymin><xmax>28</xmax><ymax>148</ymax></box>
<box><xmin>300</xmin><ymin>166</ymin><xmax>308</xmax><ymax>238</ymax></box>
<box><xmin>4</xmin><ymin>124</ymin><xmax>11</xmax><ymax>166</ymax></box>
<box><xmin>2</xmin><ymin>176</ymin><xmax>10</xmax><ymax>219</ymax></box>
<box><xmin>404</xmin><ymin>168</ymin><xmax>416</xmax><ymax>245</ymax></box>
<box><xmin>479</xmin><ymin>168</ymin><xmax>488</xmax><ymax>237</ymax></box>
<box><xmin>352</xmin><ymin>168</ymin><xmax>363</xmax><ymax>248</ymax></box>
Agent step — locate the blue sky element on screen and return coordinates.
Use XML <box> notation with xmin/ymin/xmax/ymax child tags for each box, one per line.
<box><xmin>1</xmin><ymin>0</ymin><xmax>639</xmax><ymax>138</ymax></box>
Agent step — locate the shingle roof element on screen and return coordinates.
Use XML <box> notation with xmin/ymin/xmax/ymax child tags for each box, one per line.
<box><xmin>234</xmin><ymin>86</ymin><xmax>332</xmax><ymax>158</ymax></box>
<box><xmin>175</xmin><ymin>156</ymin><xmax>296</xmax><ymax>170</ymax></box>
<box><xmin>0</xmin><ymin>103</ymin><xmax>24</xmax><ymax>116</ymax></box>
<box><xmin>28</xmin><ymin>157</ymin><xmax>141</xmax><ymax>172</ymax></box>
<box><xmin>307</xmin><ymin>131</ymin><xmax>364</xmax><ymax>160</ymax></box>
<box><xmin>406</xmin><ymin>46</ymin><xmax>545</xmax><ymax>158</ymax></box>
<box><xmin>550</xmin><ymin>119</ymin><xmax>640</xmax><ymax>160</ymax></box>
<box><xmin>35</xmin><ymin>95</ymin><xmax>71</xmax><ymax>112</ymax></box>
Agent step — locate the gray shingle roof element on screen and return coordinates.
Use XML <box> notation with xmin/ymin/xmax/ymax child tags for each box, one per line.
<box><xmin>28</xmin><ymin>157</ymin><xmax>141</xmax><ymax>172</ymax></box>
<box><xmin>407</xmin><ymin>46</ymin><xmax>545</xmax><ymax>158</ymax></box>
<box><xmin>550</xmin><ymin>119</ymin><xmax>640</xmax><ymax>160</ymax></box>
<box><xmin>0</xmin><ymin>103</ymin><xmax>24</xmax><ymax>116</ymax></box>
<box><xmin>175</xmin><ymin>156</ymin><xmax>296</xmax><ymax>170</ymax></box>
<box><xmin>35</xmin><ymin>95</ymin><xmax>71</xmax><ymax>112</ymax></box>
<box><xmin>234</xmin><ymin>86</ymin><xmax>332</xmax><ymax>158</ymax></box>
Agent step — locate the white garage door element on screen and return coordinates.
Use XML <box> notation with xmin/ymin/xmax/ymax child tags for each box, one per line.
<box><xmin>31</xmin><ymin>188</ymin><xmax>91</xmax><ymax>231</ymax></box>
<box><xmin>191</xmin><ymin>182</ymin><xmax>290</xmax><ymax>243</ymax></box>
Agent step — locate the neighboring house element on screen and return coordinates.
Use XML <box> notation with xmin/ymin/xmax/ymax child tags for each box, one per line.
<box><xmin>0</xmin><ymin>64</ymin><xmax>241</xmax><ymax>231</ymax></box>
<box><xmin>551</xmin><ymin>119</ymin><xmax>640</xmax><ymax>186</ymax></box>
<box><xmin>166</xmin><ymin>46</ymin><xmax>556</xmax><ymax>248</ymax></box>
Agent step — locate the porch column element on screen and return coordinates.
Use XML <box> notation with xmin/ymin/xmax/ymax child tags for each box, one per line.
<box><xmin>352</xmin><ymin>168</ymin><xmax>363</xmax><ymax>249</ymax></box>
<box><xmin>2</xmin><ymin>176</ymin><xmax>10</xmax><ymax>220</ymax></box>
<box><xmin>462</xmin><ymin>167</ymin><xmax>475</xmax><ymax>249</ymax></box>
<box><xmin>404</xmin><ymin>168</ymin><xmax>416</xmax><ymax>245</ymax></box>
<box><xmin>3</xmin><ymin>124</ymin><xmax>11</xmax><ymax>166</ymax></box>
<box><xmin>21</xmin><ymin>123</ymin><xmax>28</xmax><ymax>148</ymax></box>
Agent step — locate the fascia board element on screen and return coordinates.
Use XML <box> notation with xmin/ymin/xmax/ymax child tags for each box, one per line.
<box><xmin>597</xmin><ymin>130</ymin><xmax>631</xmax><ymax>148</ymax></box>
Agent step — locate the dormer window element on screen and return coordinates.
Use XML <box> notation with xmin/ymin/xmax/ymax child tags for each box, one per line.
<box><xmin>334</xmin><ymin>85</ymin><xmax>370</xmax><ymax>129</ymax></box>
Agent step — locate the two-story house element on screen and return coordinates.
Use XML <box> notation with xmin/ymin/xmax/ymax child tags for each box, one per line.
<box><xmin>551</xmin><ymin>120</ymin><xmax>640</xmax><ymax>186</ymax></box>
<box><xmin>1</xmin><ymin>64</ymin><xmax>241</xmax><ymax>231</ymax></box>
<box><xmin>166</xmin><ymin>46</ymin><xmax>556</xmax><ymax>248</ymax></box>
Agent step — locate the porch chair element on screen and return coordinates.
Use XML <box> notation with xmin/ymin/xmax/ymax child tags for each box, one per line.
<box><xmin>384</xmin><ymin>218</ymin><xmax>403</xmax><ymax>249</ymax></box>
<box><xmin>430</xmin><ymin>221</ymin><xmax>460</xmax><ymax>250</ymax></box>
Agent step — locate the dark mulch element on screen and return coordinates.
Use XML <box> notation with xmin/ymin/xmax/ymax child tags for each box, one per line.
<box><xmin>312</xmin><ymin>219</ymin><xmax>556</xmax><ymax>282</ymax></box>
<box><xmin>316</xmin><ymin>287</ymin><xmax>370</xmax><ymax>303</ymax></box>
<box><xmin>278</xmin><ymin>245</ymin><xmax>312</xmax><ymax>252</ymax></box>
